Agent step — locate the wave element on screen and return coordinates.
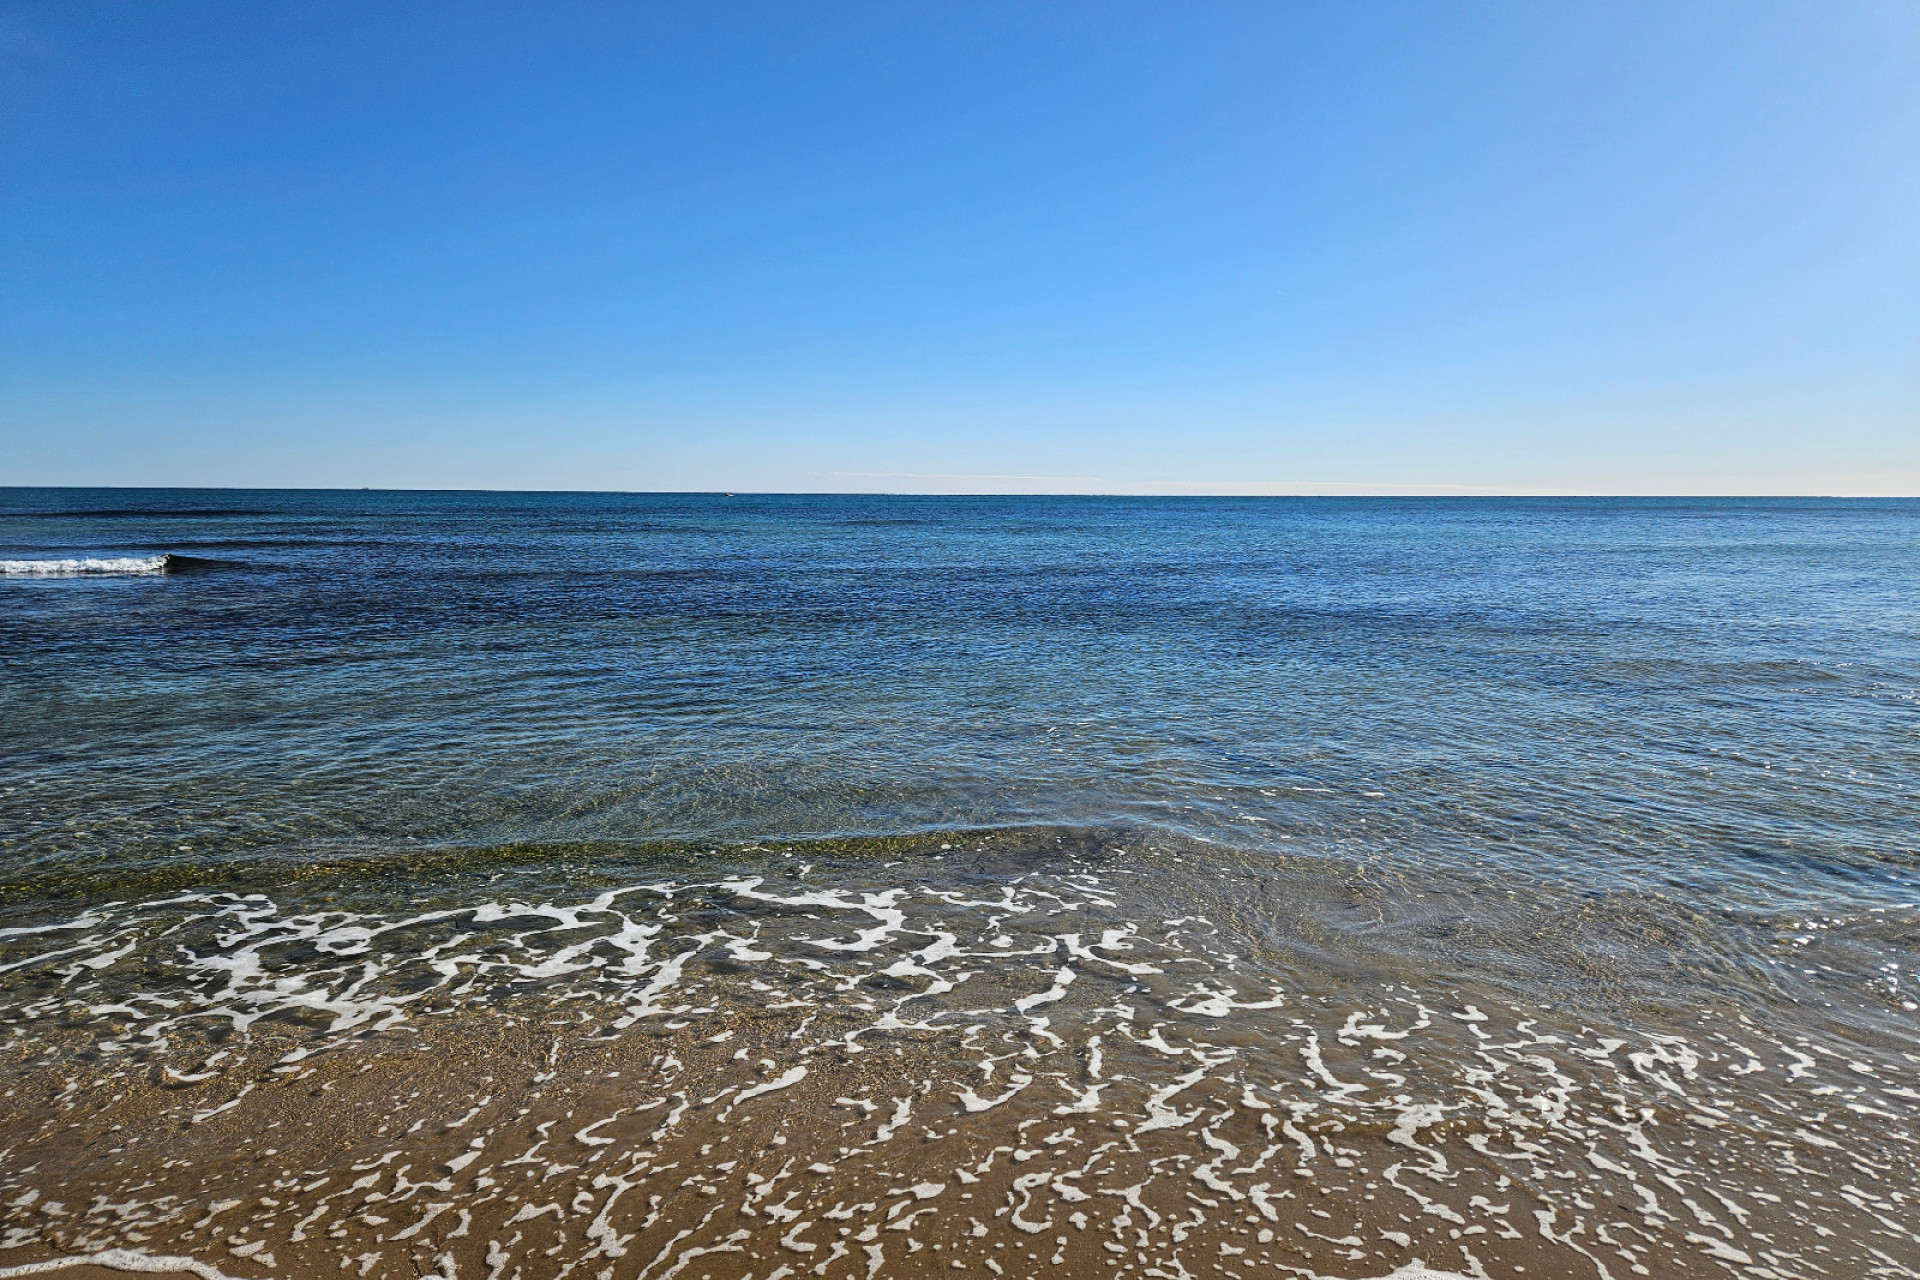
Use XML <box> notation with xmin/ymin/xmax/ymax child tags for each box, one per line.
<box><xmin>0</xmin><ymin>553</ymin><xmax>216</xmax><ymax>576</ymax></box>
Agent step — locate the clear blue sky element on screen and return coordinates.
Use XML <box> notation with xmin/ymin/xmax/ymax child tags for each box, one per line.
<box><xmin>3</xmin><ymin>2</ymin><xmax>1915</xmax><ymax>493</ymax></box>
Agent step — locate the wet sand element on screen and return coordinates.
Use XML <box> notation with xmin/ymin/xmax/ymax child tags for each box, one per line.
<box><xmin>0</xmin><ymin>1265</ymin><xmax>222</xmax><ymax>1280</ymax></box>
<box><xmin>1</xmin><ymin>846</ymin><xmax>1915</xmax><ymax>1280</ymax></box>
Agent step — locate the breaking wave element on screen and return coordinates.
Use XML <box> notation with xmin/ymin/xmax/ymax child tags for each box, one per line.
<box><xmin>0</xmin><ymin>554</ymin><xmax>171</xmax><ymax>576</ymax></box>
<box><xmin>0</xmin><ymin>554</ymin><xmax>222</xmax><ymax>576</ymax></box>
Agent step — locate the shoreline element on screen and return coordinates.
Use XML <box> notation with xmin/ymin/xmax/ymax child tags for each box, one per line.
<box><xmin>1</xmin><ymin>848</ymin><xmax>1913</xmax><ymax>1280</ymax></box>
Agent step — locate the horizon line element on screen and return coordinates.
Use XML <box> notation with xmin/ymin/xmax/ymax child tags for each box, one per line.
<box><xmin>3</xmin><ymin>484</ymin><xmax>1916</xmax><ymax>500</ymax></box>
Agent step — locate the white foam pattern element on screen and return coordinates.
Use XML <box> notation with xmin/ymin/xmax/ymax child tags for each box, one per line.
<box><xmin>0</xmin><ymin>556</ymin><xmax>168</xmax><ymax>576</ymax></box>
<box><xmin>0</xmin><ymin>858</ymin><xmax>1915</xmax><ymax>1280</ymax></box>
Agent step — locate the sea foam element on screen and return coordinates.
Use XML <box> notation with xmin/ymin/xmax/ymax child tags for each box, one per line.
<box><xmin>1</xmin><ymin>853</ymin><xmax>1914</xmax><ymax>1280</ymax></box>
<box><xmin>0</xmin><ymin>554</ymin><xmax>171</xmax><ymax>576</ymax></box>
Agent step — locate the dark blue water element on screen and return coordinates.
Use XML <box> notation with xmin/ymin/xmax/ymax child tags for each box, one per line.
<box><xmin>5</xmin><ymin>490</ymin><xmax>1915</xmax><ymax>911</ymax></box>
<box><xmin>4</xmin><ymin>489</ymin><xmax>1919</xmax><ymax>1021</ymax></box>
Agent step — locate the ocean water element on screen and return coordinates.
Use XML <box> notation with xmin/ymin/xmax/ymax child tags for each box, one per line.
<box><xmin>0</xmin><ymin>490</ymin><xmax>1916</xmax><ymax>1280</ymax></box>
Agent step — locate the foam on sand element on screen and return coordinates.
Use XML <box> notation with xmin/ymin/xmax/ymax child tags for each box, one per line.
<box><xmin>0</xmin><ymin>1250</ymin><xmax>245</xmax><ymax>1280</ymax></box>
<box><xmin>0</xmin><ymin>847</ymin><xmax>1914</xmax><ymax>1280</ymax></box>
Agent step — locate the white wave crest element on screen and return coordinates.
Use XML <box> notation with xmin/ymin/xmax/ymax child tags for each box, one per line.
<box><xmin>0</xmin><ymin>555</ymin><xmax>169</xmax><ymax>576</ymax></box>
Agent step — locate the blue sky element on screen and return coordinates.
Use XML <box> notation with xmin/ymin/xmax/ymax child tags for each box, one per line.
<box><xmin>3</xmin><ymin>2</ymin><xmax>1915</xmax><ymax>493</ymax></box>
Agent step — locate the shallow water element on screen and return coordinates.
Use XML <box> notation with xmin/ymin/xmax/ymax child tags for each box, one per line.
<box><xmin>1</xmin><ymin>491</ymin><xmax>1916</xmax><ymax>1279</ymax></box>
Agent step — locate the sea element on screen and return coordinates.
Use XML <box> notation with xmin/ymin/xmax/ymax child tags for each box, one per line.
<box><xmin>1</xmin><ymin>489</ymin><xmax>1916</xmax><ymax>1280</ymax></box>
